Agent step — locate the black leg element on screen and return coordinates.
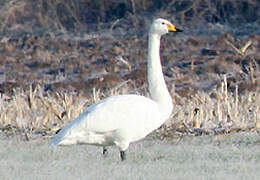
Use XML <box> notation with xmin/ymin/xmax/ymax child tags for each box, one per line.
<box><xmin>120</xmin><ymin>151</ymin><xmax>126</xmax><ymax>161</ymax></box>
<box><xmin>103</xmin><ymin>147</ymin><xmax>108</xmax><ymax>155</ymax></box>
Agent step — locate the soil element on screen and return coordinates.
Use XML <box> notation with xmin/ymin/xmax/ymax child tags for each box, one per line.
<box><xmin>0</xmin><ymin>0</ymin><xmax>259</xmax><ymax>98</ymax></box>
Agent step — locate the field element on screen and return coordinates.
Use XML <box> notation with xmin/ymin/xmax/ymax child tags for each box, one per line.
<box><xmin>1</xmin><ymin>132</ymin><xmax>260</xmax><ymax>179</ymax></box>
<box><xmin>0</xmin><ymin>0</ymin><xmax>259</xmax><ymax>179</ymax></box>
<box><xmin>0</xmin><ymin>70</ymin><xmax>259</xmax><ymax>180</ymax></box>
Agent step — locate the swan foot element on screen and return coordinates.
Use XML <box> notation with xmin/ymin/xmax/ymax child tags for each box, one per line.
<box><xmin>103</xmin><ymin>147</ymin><xmax>108</xmax><ymax>156</ymax></box>
<box><xmin>120</xmin><ymin>151</ymin><xmax>126</xmax><ymax>161</ymax></box>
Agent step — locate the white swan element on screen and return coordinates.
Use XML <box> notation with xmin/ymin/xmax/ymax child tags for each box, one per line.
<box><xmin>50</xmin><ymin>18</ymin><xmax>181</xmax><ymax>161</ymax></box>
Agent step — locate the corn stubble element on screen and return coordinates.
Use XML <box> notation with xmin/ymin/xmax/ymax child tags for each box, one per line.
<box><xmin>0</xmin><ymin>75</ymin><xmax>259</xmax><ymax>138</ymax></box>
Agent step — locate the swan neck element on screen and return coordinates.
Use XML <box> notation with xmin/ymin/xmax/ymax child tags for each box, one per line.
<box><xmin>147</xmin><ymin>33</ymin><xmax>173</xmax><ymax>120</ymax></box>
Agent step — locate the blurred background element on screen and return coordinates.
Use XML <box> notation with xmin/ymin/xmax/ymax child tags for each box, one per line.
<box><xmin>0</xmin><ymin>0</ymin><xmax>259</xmax><ymax>96</ymax></box>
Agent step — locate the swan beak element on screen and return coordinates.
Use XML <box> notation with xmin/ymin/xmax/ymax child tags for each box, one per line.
<box><xmin>167</xmin><ymin>24</ymin><xmax>182</xmax><ymax>32</ymax></box>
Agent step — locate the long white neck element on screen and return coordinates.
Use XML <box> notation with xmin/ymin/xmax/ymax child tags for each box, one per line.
<box><xmin>147</xmin><ymin>33</ymin><xmax>173</xmax><ymax>121</ymax></box>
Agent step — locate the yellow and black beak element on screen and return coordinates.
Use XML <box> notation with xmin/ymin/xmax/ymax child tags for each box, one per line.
<box><xmin>167</xmin><ymin>24</ymin><xmax>182</xmax><ymax>32</ymax></box>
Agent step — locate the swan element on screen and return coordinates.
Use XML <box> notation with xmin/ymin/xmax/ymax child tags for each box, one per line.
<box><xmin>50</xmin><ymin>18</ymin><xmax>182</xmax><ymax>161</ymax></box>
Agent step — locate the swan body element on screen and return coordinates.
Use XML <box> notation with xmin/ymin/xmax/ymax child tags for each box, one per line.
<box><xmin>51</xmin><ymin>95</ymin><xmax>159</xmax><ymax>149</ymax></box>
<box><xmin>50</xmin><ymin>18</ymin><xmax>181</xmax><ymax>161</ymax></box>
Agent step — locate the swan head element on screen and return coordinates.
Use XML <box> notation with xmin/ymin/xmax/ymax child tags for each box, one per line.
<box><xmin>149</xmin><ymin>18</ymin><xmax>182</xmax><ymax>36</ymax></box>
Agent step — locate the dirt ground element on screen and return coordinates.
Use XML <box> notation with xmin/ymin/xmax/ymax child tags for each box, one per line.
<box><xmin>1</xmin><ymin>132</ymin><xmax>260</xmax><ymax>180</ymax></box>
<box><xmin>0</xmin><ymin>0</ymin><xmax>259</xmax><ymax>97</ymax></box>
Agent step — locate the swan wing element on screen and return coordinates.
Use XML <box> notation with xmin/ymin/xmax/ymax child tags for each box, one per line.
<box><xmin>50</xmin><ymin>95</ymin><xmax>160</xmax><ymax>146</ymax></box>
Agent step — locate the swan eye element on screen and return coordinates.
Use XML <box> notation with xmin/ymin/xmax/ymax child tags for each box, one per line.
<box><xmin>162</xmin><ymin>22</ymin><xmax>165</xmax><ymax>25</ymax></box>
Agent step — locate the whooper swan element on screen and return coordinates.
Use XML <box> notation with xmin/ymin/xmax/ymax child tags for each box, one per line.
<box><xmin>50</xmin><ymin>18</ymin><xmax>182</xmax><ymax>161</ymax></box>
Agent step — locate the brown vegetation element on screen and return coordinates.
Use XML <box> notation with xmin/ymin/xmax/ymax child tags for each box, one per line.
<box><xmin>0</xmin><ymin>0</ymin><xmax>259</xmax><ymax>137</ymax></box>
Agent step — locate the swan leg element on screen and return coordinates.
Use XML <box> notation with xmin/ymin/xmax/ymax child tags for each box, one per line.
<box><xmin>103</xmin><ymin>147</ymin><xmax>108</xmax><ymax>155</ymax></box>
<box><xmin>120</xmin><ymin>151</ymin><xmax>126</xmax><ymax>161</ymax></box>
<box><xmin>114</xmin><ymin>137</ymin><xmax>129</xmax><ymax>161</ymax></box>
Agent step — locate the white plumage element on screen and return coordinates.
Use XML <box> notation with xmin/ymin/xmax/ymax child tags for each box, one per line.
<box><xmin>50</xmin><ymin>18</ymin><xmax>181</xmax><ymax>161</ymax></box>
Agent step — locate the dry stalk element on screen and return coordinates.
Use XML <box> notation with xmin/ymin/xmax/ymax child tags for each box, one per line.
<box><xmin>13</xmin><ymin>91</ymin><xmax>27</xmax><ymax>128</ymax></box>
<box><xmin>110</xmin><ymin>19</ymin><xmax>120</xmax><ymax>33</ymax></box>
<box><xmin>249</xmin><ymin>62</ymin><xmax>256</xmax><ymax>84</ymax></box>
<box><xmin>222</xmin><ymin>75</ymin><xmax>232</xmax><ymax>122</ymax></box>
<box><xmin>217</xmin><ymin>99</ymin><xmax>222</xmax><ymax>122</ymax></box>
<box><xmin>115</xmin><ymin>55</ymin><xmax>132</xmax><ymax>71</ymax></box>
<box><xmin>255</xmin><ymin>106</ymin><xmax>260</xmax><ymax>129</ymax></box>
<box><xmin>191</xmin><ymin>59</ymin><xmax>194</xmax><ymax>71</ymax></box>
<box><xmin>92</xmin><ymin>88</ymin><xmax>101</xmax><ymax>104</ymax></box>
<box><xmin>42</xmin><ymin>110</ymin><xmax>51</xmax><ymax>126</ymax></box>
<box><xmin>2</xmin><ymin>103</ymin><xmax>12</xmax><ymax>125</ymax></box>
<box><xmin>224</xmin><ymin>39</ymin><xmax>244</xmax><ymax>56</ymax></box>
<box><xmin>194</xmin><ymin>93</ymin><xmax>205</xmax><ymax>104</ymax></box>
<box><xmin>170</xmin><ymin>109</ymin><xmax>181</xmax><ymax>120</ymax></box>
<box><xmin>32</xmin><ymin>116</ymin><xmax>42</xmax><ymax>130</ymax></box>
<box><xmin>224</xmin><ymin>39</ymin><xmax>252</xmax><ymax>57</ymax></box>
<box><xmin>234</xmin><ymin>85</ymin><xmax>239</xmax><ymax>119</ymax></box>
<box><xmin>60</xmin><ymin>92</ymin><xmax>84</xmax><ymax>120</ymax></box>
<box><xmin>185</xmin><ymin>105</ymin><xmax>193</xmax><ymax>125</ymax></box>
<box><xmin>192</xmin><ymin>108</ymin><xmax>200</xmax><ymax>128</ymax></box>
<box><xmin>223</xmin><ymin>75</ymin><xmax>228</xmax><ymax>102</ymax></box>
<box><xmin>199</xmin><ymin>108</ymin><xmax>204</xmax><ymax>127</ymax></box>
<box><xmin>27</xmin><ymin>85</ymin><xmax>38</xmax><ymax>109</ymax></box>
<box><xmin>241</xmin><ymin>40</ymin><xmax>252</xmax><ymax>54</ymax></box>
<box><xmin>39</xmin><ymin>94</ymin><xmax>62</xmax><ymax>121</ymax></box>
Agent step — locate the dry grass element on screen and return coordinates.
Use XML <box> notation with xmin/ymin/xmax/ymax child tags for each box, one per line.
<box><xmin>0</xmin><ymin>75</ymin><xmax>259</xmax><ymax>138</ymax></box>
<box><xmin>171</xmin><ymin>77</ymin><xmax>259</xmax><ymax>130</ymax></box>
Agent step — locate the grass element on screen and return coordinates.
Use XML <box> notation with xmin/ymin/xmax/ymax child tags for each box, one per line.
<box><xmin>0</xmin><ymin>132</ymin><xmax>260</xmax><ymax>179</ymax></box>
